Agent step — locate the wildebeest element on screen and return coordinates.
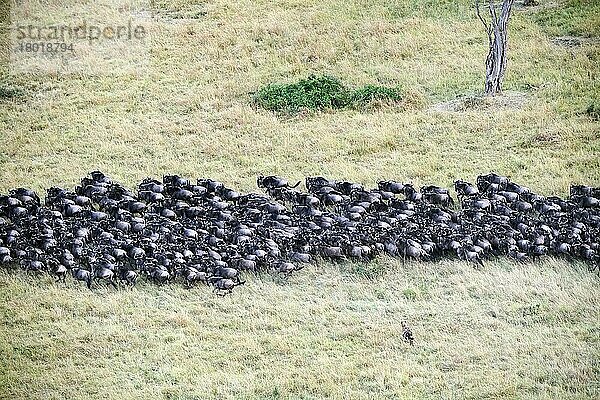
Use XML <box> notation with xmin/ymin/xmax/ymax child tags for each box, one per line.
<box><xmin>0</xmin><ymin>170</ymin><xmax>598</xmax><ymax>298</ymax></box>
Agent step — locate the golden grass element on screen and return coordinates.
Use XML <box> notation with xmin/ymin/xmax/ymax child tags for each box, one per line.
<box><xmin>0</xmin><ymin>0</ymin><xmax>599</xmax><ymax>398</ymax></box>
<box><xmin>1</xmin><ymin>259</ymin><xmax>598</xmax><ymax>399</ymax></box>
<box><xmin>1</xmin><ymin>0</ymin><xmax>598</xmax><ymax>194</ymax></box>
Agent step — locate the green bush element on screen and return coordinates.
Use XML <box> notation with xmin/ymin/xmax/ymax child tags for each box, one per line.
<box><xmin>586</xmin><ymin>102</ymin><xmax>599</xmax><ymax>121</ymax></box>
<box><xmin>253</xmin><ymin>75</ymin><xmax>402</xmax><ymax>114</ymax></box>
<box><xmin>0</xmin><ymin>82</ymin><xmax>24</xmax><ymax>100</ymax></box>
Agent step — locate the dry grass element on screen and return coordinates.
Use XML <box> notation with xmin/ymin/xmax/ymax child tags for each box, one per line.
<box><xmin>429</xmin><ymin>91</ymin><xmax>530</xmax><ymax>112</ymax></box>
<box><xmin>1</xmin><ymin>0</ymin><xmax>598</xmax><ymax>194</ymax></box>
<box><xmin>0</xmin><ymin>0</ymin><xmax>599</xmax><ymax>398</ymax></box>
<box><xmin>1</xmin><ymin>259</ymin><xmax>599</xmax><ymax>399</ymax></box>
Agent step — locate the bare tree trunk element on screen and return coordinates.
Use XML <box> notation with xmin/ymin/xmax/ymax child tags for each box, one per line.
<box><xmin>476</xmin><ymin>0</ymin><xmax>515</xmax><ymax>96</ymax></box>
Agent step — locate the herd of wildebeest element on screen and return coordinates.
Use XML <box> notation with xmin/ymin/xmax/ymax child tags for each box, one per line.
<box><xmin>0</xmin><ymin>171</ymin><xmax>598</xmax><ymax>294</ymax></box>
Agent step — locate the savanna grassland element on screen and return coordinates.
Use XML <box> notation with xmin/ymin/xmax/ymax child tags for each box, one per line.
<box><xmin>0</xmin><ymin>0</ymin><xmax>599</xmax><ymax>399</ymax></box>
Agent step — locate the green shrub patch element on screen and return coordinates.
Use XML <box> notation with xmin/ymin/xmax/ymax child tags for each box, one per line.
<box><xmin>0</xmin><ymin>82</ymin><xmax>24</xmax><ymax>100</ymax></box>
<box><xmin>253</xmin><ymin>75</ymin><xmax>403</xmax><ymax>114</ymax></box>
<box><xmin>586</xmin><ymin>102</ymin><xmax>599</xmax><ymax>121</ymax></box>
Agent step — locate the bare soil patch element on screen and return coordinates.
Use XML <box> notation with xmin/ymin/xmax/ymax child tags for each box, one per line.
<box><xmin>551</xmin><ymin>35</ymin><xmax>600</xmax><ymax>48</ymax></box>
<box><xmin>514</xmin><ymin>0</ymin><xmax>558</xmax><ymax>12</ymax></box>
<box><xmin>430</xmin><ymin>91</ymin><xmax>529</xmax><ymax>112</ymax></box>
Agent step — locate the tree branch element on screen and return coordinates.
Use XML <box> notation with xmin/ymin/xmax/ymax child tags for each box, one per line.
<box><xmin>475</xmin><ymin>0</ymin><xmax>490</xmax><ymax>33</ymax></box>
<box><xmin>488</xmin><ymin>0</ymin><xmax>498</xmax><ymax>27</ymax></box>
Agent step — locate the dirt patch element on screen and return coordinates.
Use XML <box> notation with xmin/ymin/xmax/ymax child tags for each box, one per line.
<box><xmin>430</xmin><ymin>91</ymin><xmax>529</xmax><ymax>113</ymax></box>
<box><xmin>152</xmin><ymin>5</ymin><xmax>207</xmax><ymax>23</ymax></box>
<box><xmin>514</xmin><ymin>0</ymin><xmax>558</xmax><ymax>12</ymax></box>
<box><xmin>521</xmin><ymin>131</ymin><xmax>562</xmax><ymax>149</ymax></box>
<box><xmin>551</xmin><ymin>36</ymin><xmax>600</xmax><ymax>48</ymax></box>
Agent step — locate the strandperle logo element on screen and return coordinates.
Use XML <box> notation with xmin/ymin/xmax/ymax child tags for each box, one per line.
<box><xmin>8</xmin><ymin>0</ymin><xmax>152</xmax><ymax>75</ymax></box>
<box><xmin>15</xmin><ymin>21</ymin><xmax>147</xmax><ymax>43</ymax></box>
